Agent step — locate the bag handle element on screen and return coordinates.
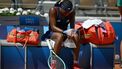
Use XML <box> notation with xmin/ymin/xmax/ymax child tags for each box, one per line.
<box><xmin>77</xmin><ymin>23</ymin><xmax>89</xmax><ymax>40</ymax></box>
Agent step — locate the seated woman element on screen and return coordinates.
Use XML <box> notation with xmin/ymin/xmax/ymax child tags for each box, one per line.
<box><xmin>42</xmin><ymin>0</ymin><xmax>81</xmax><ymax>69</ymax></box>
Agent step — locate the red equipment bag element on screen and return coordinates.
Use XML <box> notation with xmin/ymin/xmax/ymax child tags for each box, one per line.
<box><xmin>7</xmin><ymin>28</ymin><xmax>40</xmax><ymax>46</ymax></box>
<box><xmin>75</xmin><ymin>21</ymin><xmax>116</xmax><ymax>45</ymax></box>
<box><xmin>75</xmin><ymin>22</ymin><xmax>89</xmax><ymax>44</ymax></box>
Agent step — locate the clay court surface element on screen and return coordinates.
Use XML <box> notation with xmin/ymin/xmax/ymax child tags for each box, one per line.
<box><xmin>115</xmin><ymin>64</ymin><xmax>122</xmax><ymax>69</ymax></box>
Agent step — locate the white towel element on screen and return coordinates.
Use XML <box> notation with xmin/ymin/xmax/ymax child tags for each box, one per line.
<box><xmin>82</xmin><ymin>19</ymin><xmax>103</xmax><ymax>29</ymax></box>
<box><xmin>63</xmin><ymin>38</ymin><xmax>76</xmax><ymax>48</ymax></box>
<box><xmin>62</xmin><ymin>29</ymin><xmax>77</xmax><ymax>48</ymax></box>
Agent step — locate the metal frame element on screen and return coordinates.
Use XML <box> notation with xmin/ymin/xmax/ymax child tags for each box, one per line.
<box><xmin>35</xmin><ymin>0</ymin><xmax>44</xmax><ymax>15</ymax></box>
<box><xmin>11</xmin><ymin>0</ymin><xmax>22</xmax><ymax>9</ymax></box>
<box><xmin>75</xmin><ymin>0</ymin><xmax>118</xmax><ymax>17</ymax></box>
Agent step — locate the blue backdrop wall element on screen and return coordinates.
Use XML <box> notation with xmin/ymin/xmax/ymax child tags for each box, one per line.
<box><xmin>0</xmin><ymin>22</ymin><xmax>122</xmax><ymax>69</ymax></box>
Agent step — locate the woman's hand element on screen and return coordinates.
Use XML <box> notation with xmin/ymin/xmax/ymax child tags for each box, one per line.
<box><xmin>64</xmin><ymin>29</ymin><xmax>77</xmax><ymax>39</ymax></box>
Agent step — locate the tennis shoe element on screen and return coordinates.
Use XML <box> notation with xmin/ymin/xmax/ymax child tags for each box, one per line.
<box><xmin>51</xmin><ymin>60</ymin><xmax>57</xmax><ymax>69</ymax></box>
<box><xmin>73</xmin><ymin>63</ymin><xmax>81</xmax><ymax>69</ymax></box>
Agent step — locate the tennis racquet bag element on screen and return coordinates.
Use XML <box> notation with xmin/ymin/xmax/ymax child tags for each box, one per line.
<box><xmin>75</xmin><ymin>21</ymin><xmax>116</xmax><ymax>45</ymax></box>
<box><xmin>7</xmin><ymin>28</ymin><xmax>40</xmax><ymax>45</ymax></box>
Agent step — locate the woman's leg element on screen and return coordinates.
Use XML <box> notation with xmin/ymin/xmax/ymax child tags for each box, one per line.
<box><xmin>51</xmin><ymin>32</ymin><xmax>64</xmax><ymax>54</ymax></box>
<box><xmin>118</xmin><ymin>7</ymin><xmax>122</xmax><ymax>21</ymax></box>
<box><xmin>72</xmin><ymin>33</ymin><xmax>81</xmax><ymax>62</ymax></box>
<box><xmin>120</xmin><ymin>40</ymin><xmax>122</xmax><ymax>67</ymax></box>
<box><xmin>118</xmin><ymin>7</ymin><xmax>122</xmax><ymax>16</ymax></box>
<box><xmin>72</xmin><ymin>33</ymin><xmax>81</xmax><ymax>69</ymax></box>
